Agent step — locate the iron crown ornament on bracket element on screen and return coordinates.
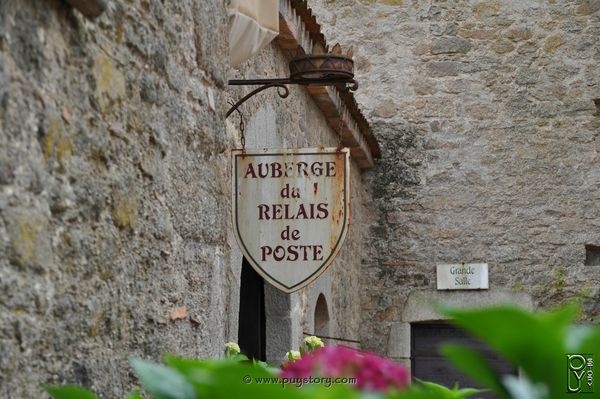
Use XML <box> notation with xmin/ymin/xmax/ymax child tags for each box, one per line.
<box><xmin>226</xmin><ymin>44</ymin><xmax>357</xmax><ymax>118</ymax></box>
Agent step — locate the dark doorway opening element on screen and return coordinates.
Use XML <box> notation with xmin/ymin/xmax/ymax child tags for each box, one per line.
<box><xmin>238</xmin><ymin>258</ymin><xmax>266</xmax><ymax>361</ymax></box>
<box><xmin>411</xmin><ymin>323</ymin><xmax>517</xmax><ymax>399</ymax></box>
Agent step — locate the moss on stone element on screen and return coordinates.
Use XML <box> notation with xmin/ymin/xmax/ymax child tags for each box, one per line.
<box><xmin>12</xmin><ymin>215</ymin><xmax>44</xmax><ymax>268</ymax></box>
<box><xmin>43</xmin><ymin>116</ymin><xmax>72</xmax><ymax>162</ymax></box>
<box><xmin>576</xmin><ymin>0</ymin><xmax>600</xmax><ymax>15</ymax></box>
<box><xmin>544</xmin><ymin>35</ymin><xmax>564</xmax><ymax>53</ymax></box>
<box><xmin>111</xmin><ymin>193</ymin><xmax>139</xmax><ymax>230</ymax></box>
<box><xmin>380</xmin><ymin>0</ymin><xmax>403</xmax><ymax>5</ymax></box>
<box><xmin>127</xmin><ymin>112</ymin><xmax>143</xmax><ymax>134</ymax></box>
<box><xmin>579</xmin><ymin>282</ymin><xmax>594</xmax><ymax>299</ymax></box>
<box><xmin>504</xmin><ymin>27</ymin><xmax>533</xmax><ymax>42</ymax></box>
<box><xmin>93</xmin><ymin>53</ymin><xmax>126</xmax><ymax>114</ymax></box>
<box><xmin>551</xmin><ymin>266</ymin><xmax>566</xmax><ymax>293</ymax></box>
<box><xmin>473</xmin><ymin>1</ymin><xmax>500</xmax><ymax>18</ymax></box>
<box><xmin>511</xmin><ymin>279</ymin><xmax>523</xmax><ymax>292</ymax></box>
<box><xmin>15</xmin><ymin>217</ymin><xmax>40</xmax><ymax>265</ymax></box>
<box><xmin>460</xmin><ymin>29</ymin><xmax>498</xmax><ymax>40</ymax></box>
<box><xmin>491</xmin><ymin>39</ymin><xmax>515</xmax><ymax>54</ymax></box>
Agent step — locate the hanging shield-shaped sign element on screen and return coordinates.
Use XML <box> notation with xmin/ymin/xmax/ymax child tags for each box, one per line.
<box><xmin>232</xmin><ymin>147</ymin><xmax>350</xmax><ymax>293</ymax></box>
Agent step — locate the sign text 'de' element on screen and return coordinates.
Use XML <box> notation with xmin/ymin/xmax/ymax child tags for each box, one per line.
<box><xmin>232</xmin><ymin>148</ymin><xmax>350</xmax><ymax>293</ymax></box>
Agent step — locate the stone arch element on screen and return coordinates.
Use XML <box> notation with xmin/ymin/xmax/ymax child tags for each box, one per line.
<box><xmin>387</xmin><ymin>290</ymin><xmax>534</xmax><ymax>367</ymax></box>
<box><xmin>314</xmin><ymin>293</ymin><xmax>330</xmax><ymax>338</ymax></box>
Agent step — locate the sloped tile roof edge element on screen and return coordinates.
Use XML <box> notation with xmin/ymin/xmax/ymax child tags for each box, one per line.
<box><xmin>279</xmin><ymin>0</ymin><xmax>381</xmax><ymax>165</ymax></box>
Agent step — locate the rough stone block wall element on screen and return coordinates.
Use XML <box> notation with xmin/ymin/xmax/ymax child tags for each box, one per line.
<box><xmin>0</xmin><ymin>1</ymin><xmax>233</xmax><ymax>397</ymax></box>
<box><xmin>310</xmin><ymin>0</ymin><xmax>600</xmax><ymax>354</ymax></box>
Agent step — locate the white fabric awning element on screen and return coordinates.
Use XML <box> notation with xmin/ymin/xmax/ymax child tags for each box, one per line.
<box><xmin>228</xmin><ymin>0</ymin><xmax>279</xmax><ymax>68</ymax></box>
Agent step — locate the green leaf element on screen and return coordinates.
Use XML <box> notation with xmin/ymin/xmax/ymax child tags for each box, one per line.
<box><xmin>501</xmin><ymin>375</ymin><xmax>548</xmax><ymax>399</ymax></box>
<box><xmin>577</xmin><ymin>323</ymin><xmax>600</xmax><ymax>356</ymax></box>
<box><xmin>307</xmin><ymin>384</ymin><xmax>363</xmax><ymax>399</ymax></box>
<box><xmin>130</xmin><ymin>358</ymin><xmax>196</xmax><ymax>399</ymax></box>
<box><xmin>565</xmin><ymin>325</ymin><xmax>594</xmax><ymax>351</ymax></box>
<box><xmin>124</xmin><ymin>389</ymin><xmax>143</xmax><ymax>399</ymax></box>
<box><xmin>46</xmin><ymin>386</ymin><xmax>98</xmax><ymax>399</ymax></box>
<box><xmin>232</xmin><ymin>353</ymin><xmax>249</xmax><ymax>362</ymax></box>
<box><xmin>451</xmin><ymin>388</ymin><xmax>484</xmax><ymax>399</ymax></box>
<box><xmin>440</xmin><ymin>306</ymin><xmax>569</xmax><ymax>395</ymax></box>
<box><xmin>253</xmin><ymin>359</ymin><xmax>280</xmax><ymax>375</ymax></box>
<box><xmin>421</xmin><ymin>380</ymin><xmax>482</xmax><ymax>399</ymax></box>
<box><xmin>164</xmin><ymin>356</ymin><xmax>305</xmax><ymax>399</ymax></box>
<box><xmin>393</xmin><ymin>380</ymin><xmax>483</xmax><ymax>399</ymax></box>
<box><xmin>441</xmin><ymin>345</ymin><xmax>509</xmax><ymax>399</ymax></box>
<box><xmin>541</xmin><ymin>302</ymin><xmax>578</xmax><ymax>327</ymax></box>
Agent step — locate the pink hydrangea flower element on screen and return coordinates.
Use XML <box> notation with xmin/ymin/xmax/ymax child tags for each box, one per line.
<box><xmin>280</xmin><ymin>345</ymin><xmax>410</xmax><ymax>392</ymax></box>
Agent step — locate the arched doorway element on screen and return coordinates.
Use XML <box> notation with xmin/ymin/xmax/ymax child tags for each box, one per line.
<box><xmin>238</xmin><ymin>258</ymin><xmax>266</xmax><ymax>360</ymax></box>
<box><xmin>314</xmin><ymin>293</ymin><xmax>330</xmax><ymax>338</ymax></box>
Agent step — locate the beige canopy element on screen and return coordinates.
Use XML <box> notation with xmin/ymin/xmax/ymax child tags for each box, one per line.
<box><xmin>228</xmin><ymin>0</ymin><xmax>279</xmax><ymax>68</ymax></box>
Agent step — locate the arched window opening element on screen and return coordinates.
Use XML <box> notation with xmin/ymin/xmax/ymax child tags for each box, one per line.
<box><xmin>314</xmin><ymin>294</ymin><xmax>330</xmax><ymax>339</ymax></box>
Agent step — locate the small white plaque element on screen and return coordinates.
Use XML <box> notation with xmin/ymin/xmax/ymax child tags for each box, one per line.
<box><xmin>436</xmin><ymin>263</ymin><xmax>489</xmax><ymax>290</ymax></box>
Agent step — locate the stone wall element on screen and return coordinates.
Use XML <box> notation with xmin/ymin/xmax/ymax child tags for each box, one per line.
<box><xmin>0</xmin><ymin>0</ymin><xmax>373</xmax><ymax>396</ymax></box>
<box><xmin>310</xmin><ymin>0</ymin><xmax>600</xmax><ymax>355</ymax></box>
<box><xmin>0</xmin><ymin>0</ymin><xmax>232</xmax><ymax>397</ymax></box>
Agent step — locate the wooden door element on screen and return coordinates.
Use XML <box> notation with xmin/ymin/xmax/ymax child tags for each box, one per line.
<box><xmin>411</xmin><ymin>323</ymin><xmax>516</xmax><ymax>399</ymax></box>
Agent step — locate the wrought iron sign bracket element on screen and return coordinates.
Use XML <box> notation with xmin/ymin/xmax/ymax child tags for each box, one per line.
<box><xmin>226</xmin><ymin>77</ymin><xmax>357</xmax><ymax>118</ymax></box>
<box><xmin>226</xmin><ymin>53</ymin><xmax>358</xmax><ymax>118</ymax></box>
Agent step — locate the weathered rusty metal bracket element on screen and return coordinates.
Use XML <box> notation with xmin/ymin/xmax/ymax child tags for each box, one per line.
<box><xmin>226</xmin><ymin>81</ymin><xmax>289</xmax><ymax>118</ymax></box>
<box><xmin>226</xmin><ymin>77</ymin><xmax>357</xmax><ymax>118</ymax></box>
<box><xmin>227</xmin><ymin>51</ymin><xmax>358</xmax><ymax>122</ymax></box>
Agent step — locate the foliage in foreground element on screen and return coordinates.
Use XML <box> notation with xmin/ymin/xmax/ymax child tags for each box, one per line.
<box><xmin>46</xmin><ymin>351</ymin><xmax>476</xmax><ymax>399</ymax></box>
<box><xmin>46</xmin><ymin>359</ymin><xmax>479</xmax><ymax>399</ymax></box>
<box><xmin>440</xmin><ymin>303</ymin><xmax>600</xmax><ymax>399</ymax></box>
<box><xmin>47</xmin><ymin>304</ymin><xmax>600</xmax><ymax>399</ymax></box>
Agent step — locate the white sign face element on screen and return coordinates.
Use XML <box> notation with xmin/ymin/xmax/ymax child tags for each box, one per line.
<box><xmin>436</xmin><ymin>263</ymin><xmax>489</xmax><ymax>290</ymax></box>
<box><xmin>232</xmin><ymin>147</ymin><xmax>350</xmax><ymax>293</ymax></box>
